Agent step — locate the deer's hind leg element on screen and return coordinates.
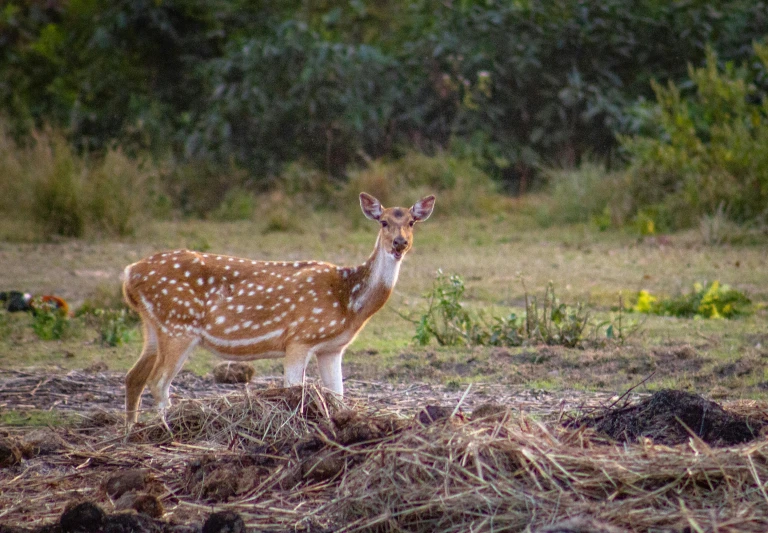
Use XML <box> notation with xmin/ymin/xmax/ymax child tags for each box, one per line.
<box><xmin>125</xmin><ymin>320</ymin><xmax>159</xmax><ymax>423</ymax></box>
<box><xmin>146</xmin><ymin>334</ymin><xmax>199</xmax><ymax>414</ymax></box>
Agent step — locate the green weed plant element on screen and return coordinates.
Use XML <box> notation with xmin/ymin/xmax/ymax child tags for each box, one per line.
<box><xmin>411</xmin><ymin>271</ymin><xmax>589</xmax><ymax>348</ymax></box>
<box><xmin>31</xmin><ymin>298</ymin><xmax>71</xmax><ymax>340</ymax></box>
<box><xmin>632</xmin><ymin>281</ymin><xmax>751</xmax><ymax>319</ymax></box>
<box><xmin>90</xmin><ymin>308</ymin><xmax>137</xmax><ymax>347</ymax></box>
<box><xmin>524</xmin><ymin>282</ymin><xmax>590</xmax><ymax>348</ymax></box>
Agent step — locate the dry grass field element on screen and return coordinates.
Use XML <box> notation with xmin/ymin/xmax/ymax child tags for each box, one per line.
<box><xmin>1</xmin><ymin>204</ymin><xmax>767</xmax><ymax>532</ymax></box>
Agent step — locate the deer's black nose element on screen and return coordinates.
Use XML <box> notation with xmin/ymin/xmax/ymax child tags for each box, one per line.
<box><xmin>393</xmin><ymin>236</ymin><xmax>407</xmax><ymax>251</ymax></box>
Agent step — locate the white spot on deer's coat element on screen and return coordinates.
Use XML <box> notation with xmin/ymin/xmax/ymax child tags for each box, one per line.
<box><xmin>197</xmin><ymin>278</ymin><xmax>204</xmax><ymax>285</ymax></box>
<box><xmin>312</xmin><ymin>308</ymin><xmax>323</xmax><ymax>314</ymax></box>
<box><xmin>216</xmin><ymin>316</ymin><xmax>226</xmax><ymax>324</ymax></box>
<box><xmin>237</xmin><ymin>305</ymin><xmax>244</xmax><ymax>313</ymax></box>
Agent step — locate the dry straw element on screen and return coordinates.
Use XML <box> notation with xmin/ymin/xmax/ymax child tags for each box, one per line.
<box><xmin>332</xmin><ymin>414</ymin><xmax>768</xmax><ymax>532</ymax></box>
<box><xmin>1</xmin><ymin>380</ymin><xmax>767</xmax><ymax>532</ymax></box>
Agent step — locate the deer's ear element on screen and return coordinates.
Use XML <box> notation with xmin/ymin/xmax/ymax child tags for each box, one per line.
<box><xmin>360</xmin><ymin>192</ymin><xmax>383</xmax><ymax>221</ymax></box>
<box><xmin>410</xmin><ymin>195</ymin><xmax>435</xmax><ymax>222</ymax></box>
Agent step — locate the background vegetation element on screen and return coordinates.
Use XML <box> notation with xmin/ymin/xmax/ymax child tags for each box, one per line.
<box><xmin>2</xmin><ymin>0</ymin><xmax>768</xmax><ymax>238</ymax></box>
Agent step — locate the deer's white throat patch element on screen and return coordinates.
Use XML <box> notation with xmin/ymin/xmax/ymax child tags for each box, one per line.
<box><xmin>351</xmin><ymin>241</ymin><xmax>402</xmax><ymax>312</ymax></box>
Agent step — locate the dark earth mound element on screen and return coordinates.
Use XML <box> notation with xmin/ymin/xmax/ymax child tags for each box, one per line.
<box><xmin>0</xmin><ymin>500</ymin><xmax>242</xmax><ymax>533</ymax></box>
<box><xmin>569</xmin><ymin>389</ymin><xmax>766</xmax><ymax>446</ymax></box>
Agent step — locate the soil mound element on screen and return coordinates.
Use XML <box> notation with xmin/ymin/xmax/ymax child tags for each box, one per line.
<box><xmin>182</xmin><ymin>454</ymin><xmax>271</xmax><ymax>503</ymax></box>
<box><xmin>212</xmin><ymin>362</ymin><xmax>254</xmax><ymax>384</ymax></box>
<box><xmin>569</xmin><ymin>389</ymin><xmax>765</xmax><ymax>446</ymax></box>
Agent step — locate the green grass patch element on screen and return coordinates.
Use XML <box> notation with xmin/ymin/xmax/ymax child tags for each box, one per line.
<box><xmin>632</xmin><ymin>281</ymin><xmax>752</xmax><ymax>319</ymax></box>
<box><xmin>0</xmin><ymin>409</ymin><xmax>78</xmax><ymax>427</ymax></box>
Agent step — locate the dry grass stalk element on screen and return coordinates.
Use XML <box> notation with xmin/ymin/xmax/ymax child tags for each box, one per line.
<box><xmin>333</xmin><ymin>416</ymin><xmax>768</xmax><ymax>533</ymax></box>
<box><xmin>3</xmin><ymin>383</ymin><xmax>768</xmax><ymax>532</ymax></box>
<box><xmin>128</xmin><ymin>384</ymin><xmax>345</xmax><ymax>447</ymax></box>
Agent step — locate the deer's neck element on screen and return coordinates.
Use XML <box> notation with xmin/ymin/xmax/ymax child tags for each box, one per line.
<box><xmin>344</xmin><ymin>235</ymin><xmax>401</xmax><ymax>319</ymax></box>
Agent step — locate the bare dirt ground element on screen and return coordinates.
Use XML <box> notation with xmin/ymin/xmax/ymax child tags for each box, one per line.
<box><xmin>2</xmin><ymin>367</ymin><xmax>768</xmax><ymax>533</ymax></box>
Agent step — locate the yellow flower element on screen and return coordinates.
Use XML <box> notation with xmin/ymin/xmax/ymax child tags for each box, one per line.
<box><xmin>634</xmin><ymin>290</ymin><xmax>657</xmax><ymax>313</ymax></box>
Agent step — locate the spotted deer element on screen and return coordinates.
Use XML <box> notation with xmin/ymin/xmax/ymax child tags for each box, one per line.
<box><xmin>122</xmin><ymin>193</ymin><xmax>435</xmax><ymax>422</ymax></box>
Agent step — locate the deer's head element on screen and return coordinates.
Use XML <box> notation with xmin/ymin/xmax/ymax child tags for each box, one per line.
<box><xmin>360</xmin><ymin>192</ymin><xmax>435</xmax><ymax>260</ymax></box>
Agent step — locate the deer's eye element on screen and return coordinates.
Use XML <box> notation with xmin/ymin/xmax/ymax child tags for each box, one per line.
<box><xmin>381</xmin><ymin>221</ymin><xmax>388</xmax><ymax>228</ymax></box>
<box><xmin>409</xmin><ymin>220</ymin><xmax>415</xmax><ymax>227</ymax></box>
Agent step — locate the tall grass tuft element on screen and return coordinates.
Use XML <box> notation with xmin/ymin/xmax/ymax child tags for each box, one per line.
<box><xmin>540</xmin><ymin>161</ymin><xmax>620</xmax><ymax>228</ymax></box>
<box><xmin>87</xmin><ymin>149</ymin><xmax>152</xmax><ymax>236</ymax></box>
<box><xmin>0</xmin><ymin>121</ymin><xmax>153</xmax><ymax>239</ymax></box>
<box><xmin>31</xmin><ymin>132</ymin><xmax>86</xmax><ymax>237</ymax></box>
<box><xmin>340</xmin><ymin>151</ymin><xmax>502</xmax><ymax>224</ymax></box>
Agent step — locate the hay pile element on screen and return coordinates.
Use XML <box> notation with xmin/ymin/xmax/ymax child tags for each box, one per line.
<box><xmin>1</xmin><ymin>384</ymin><xmax>768</xmax><ymax>532</ymax></box>
<box><xmin>334</xmin><ymin>414</ymin><xmax>768</xmax><ymax>532</ymax></box>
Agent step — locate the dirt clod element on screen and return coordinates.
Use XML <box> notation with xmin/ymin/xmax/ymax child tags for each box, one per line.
<box><xmin>20</xmin><ymin>429</ymin><xmax>66</xmax><ymax>458</ymax></box>
<box><xmin>212</xmin><ymin>362</ymin><xmax>255</xmax><ymax>384</ymax></box>
<box><xmin>416</xmin><ymin>405</ymin><xmax>456</xmax><ymax>425</ymax></box>
<box><xmin>301</xmin><ymin>451</ymin><xmax>345</xmax><ymax>482</ymax></box>
<box><xmin>332</xmin><ymin>409</ymin><xmax>404</xmax><ymax>445</ymax></box>
<box><xmin>60</xmin><ymin>501</ymin><xmax>106</xmax><ymax>532</ymax></box>
<box><xmin>472</xmin><ymin>402</ymin><xmax>510</xmax><ymax>421</ymax></box>
<box><xmin>113</xmin><ymin>492</ymin><xmax>164</xmax><ymax>519</ymax></box>
<box><xmin>570</xmin><ymin>389</ymin><xmax>765</xmax><ymax>446</ymax></box>
<box><xmin>103</xmin><ymin>469</ymin><xmax>148</xmax><ymax>500</ymax></box>
<box><xmin>202</xmin><ymin>511</ymin><xmax>245</xmax><ymax>533</ymax></box>
<box><xmin>0</xmin><ymin>439</ymin><xmax>22</xmax><ymax>468</ymax></box>
<box><xmin>101</xmin><ymin>512</ymin><xmax>158</xmax><ymax>533</ymax></box>
<box><xmin>183</xmin><ymin>455</ymin><xmax>269</xmax><ymax>502</ymax></box>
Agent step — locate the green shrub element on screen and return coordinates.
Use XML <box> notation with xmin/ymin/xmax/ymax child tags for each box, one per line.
<box><xmin>618</xmin><ymin>44</ymin><xmax>768</xmax><ymax>229</ymax></box>
<box><xmin>542</xmin><ymin>161</ymin><xmax>620</xmax><ymax>226</ymax></box>
<box><xmin>159</xmin><ymin>159</ymin><xmax>249</xmax><ymax>218</ymax></box>
<box><xmin>632</xmin><ymin>282</ymin><xmax>752</xmax><ymax>319</ymax></box>
<box><xmin>411</xmin><ymin>271</ymin><xmax>588</xmax><ymax>348</ymax></box>
<box><xmin>413</xmin><ymin>270</ymin><xmax>482</xmax><ymax>347</ymax></box>
<box><xmin>90</xmin><ymin>308</ymin><xmax>137</xmax><ymax>347</ymax></box>
<box><xmin>0</xmin><ymin>311</ymin><xmax>12</xmax><ymax>341</ymax></box>
<box><xmin>31</xmin><ymin>298</ymin><xmax>71</xmax><ymax>340</ymax></box>
<box><xmin>212</xmin><ymin>188</ymin><xmax>256</xmax><ymax>222</ymax></box>
<box><xmin>523</xmin><ymin>282</ymin><xmax>590</xmax><ymax>348</ymax></box>
<box><xmin>86</xmin><ymin>149</ymin><xmax>152</xmax><ymax>236</ymax></box>
<box><xmin>31</xmin><ymin>132</ymin><xmax>86</xmax><ymax>237</ymax></box>
<box><xmin>0</xmin><ymin>123</ymin><xmax>152</xmax><ymax>238</ymax></box>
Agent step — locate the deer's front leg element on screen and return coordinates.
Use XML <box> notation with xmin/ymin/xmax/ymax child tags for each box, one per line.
<box><xmin>317</xmin><ymin>350</ymin><xmax>344</xmax><ymax>396</ymax></box>
<box><xmin>284</xmin><ymin>344</ymin><xmax>312</xmax><ymax>387</ymax></box>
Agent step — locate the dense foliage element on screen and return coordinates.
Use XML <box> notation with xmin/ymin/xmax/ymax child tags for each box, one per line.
<box><xmin>2</xmin><ymin>0</ymin><xmax>767</xmax><ymax>192</ymax></box>
<box><xmin>618</xmin><ymin>45</ymin><xmax>768</xmax><ymax>229</ymax></box>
